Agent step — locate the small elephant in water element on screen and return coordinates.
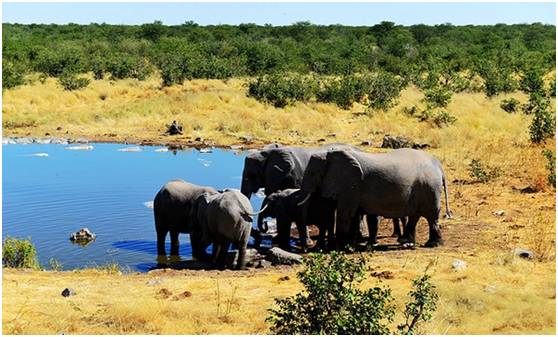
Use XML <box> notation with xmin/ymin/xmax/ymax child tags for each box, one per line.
<box><xmin>190</xmin><ymin>189</ymin><xmax>267</xmax><ymax>269</ymax></box>
<box><xmin>153</xmin><ymin>179</ymin><xmax>218</xmax><ymax>258</ymax></box>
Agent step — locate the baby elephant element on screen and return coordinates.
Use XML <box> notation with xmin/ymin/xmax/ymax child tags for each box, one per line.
<box><xmin>190</xmin><ymin>189</ymin><xmax>265</xmax><ymax>270</ymax></box>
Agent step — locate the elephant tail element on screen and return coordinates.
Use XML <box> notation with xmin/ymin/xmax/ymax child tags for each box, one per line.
<box><xmin>442</xmin><ymin>171</ymin><xmax>452</xmax><ymax>219</ymax></box>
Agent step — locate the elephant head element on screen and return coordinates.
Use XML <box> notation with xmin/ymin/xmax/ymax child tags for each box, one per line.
<box><xmin>241</xmin><ymin>148</ymin><xmax>298</xmax><ymax>199</ymax></box>
<box><xmin>256</xmin><ymin>192</ymin><xmax>282</xmax><ymax>233</ymax></box>
<box><xmin>300</xmin><ymin>150</ymin><xmax>363</xmax><ymax>209</ymax></box>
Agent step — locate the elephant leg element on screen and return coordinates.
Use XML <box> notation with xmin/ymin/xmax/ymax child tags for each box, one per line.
<box><xmin>391</xmin><ymin>218</ymin><xmax>403</xmax><ymax>238</ymax></box>
<box><xmin>236</xmin><ymin>242</ymin><xmax>249</xmax><ymax>270</ymax></box>
<box><xmin>211</xmin><ymin>242</ymin><xmax>221</xmax><ymax>264</ymax></box>
<box><xmin>366</xmin><ymin>214</ymin><xmax>380</xmax><ymax>246</ymax></box>
<box><xmin>335</xmin><ymin>209</ymin><xmax>355</xmax><ymax>251</ymax></box>
<box><xmin>156</xmin><ymin>228</ymin><xmax>168</xmax><ymax>257</ymax></box>
<box><xmin>424</xmin><ymin>218</ymin><xmax>444</xmax><ymax>248</ymax></box>
<box><xmin>170</xmin><ymin>231</ymin><xmax>180</xmax><ymax>256</ymax></box>
<box><xmin>296</xmin><ymin>222</ymin><xmax>309</xmax><ymax>252</ymax></box>
<box><xmin>277</xmin><ymin>218</ymin><xmax>291</xmax><ymax>251</ymax></box>
<box><xmin>398</xmin><ymin>215</ymin><xmax>420</xmax><ymax>246</ymax></box>
<box><xmin>216</xmin><ymin>242</ymin><xmax>230</xmax><ymax>269</ymax></box>
<box><xmin>250</xmin><ymin>228</ymin><xmax>262</xmax><ymax>249</ymax></box>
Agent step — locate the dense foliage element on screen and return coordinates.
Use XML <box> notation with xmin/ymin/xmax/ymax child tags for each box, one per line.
<box><xmin>2</xmin><ymin>237</ymin><xmax>41</xmax><ymax>269</ymax></box>
<box><xmin>2</xmin><ymin>21</ymin><xmax>555</xmax><ymax>90</ymax></box>
<box><xmin>266</xmin><ymin>252</ymin><xmax>438</xmax><ymax>335</ymax></box>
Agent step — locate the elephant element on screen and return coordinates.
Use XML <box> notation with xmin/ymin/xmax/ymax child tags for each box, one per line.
<box><xmin>257</xmin><ymin>189</ymin><xmax>336</xmax><ymax>252</ymax></box>
<box><xmin>153</xmin><ymin>179</ymin><xmax>218</xmax><ymax>258</ymax></box>
<box><xmin>190</xmin><ymin>189</ymin><xmax>266</xmax><ymax>269</ymax></box>
<box><xmin>299</xmin><ymin>148</ymin><xmax>451</xmax><ymax>249</ymax></box>
<box><xmin>241</xmin><ymin>143</ymin><xmax>358</xmax><ymax>250</ymax></box>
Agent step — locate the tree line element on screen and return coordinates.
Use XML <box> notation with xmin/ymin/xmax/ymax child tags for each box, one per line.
<box><xmin>2</xmin><ymin>21</ymin><xmax>555</xmax><ymax>90</ymax></box>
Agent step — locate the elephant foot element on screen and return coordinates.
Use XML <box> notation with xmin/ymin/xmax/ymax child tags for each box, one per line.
<box><xmin>424</xmin><ymin>239</ymin><xmax>444</xmax><ymax>248</ymax></box>
<box><xmin>391</xmin><ymin>232</ymin><xmax>400</xmax><ymax>238</ymax></box>
<box><xmin>398</xmin><ymin>236</ymin><xmax>416</xmax><ymax>249</ymax></box>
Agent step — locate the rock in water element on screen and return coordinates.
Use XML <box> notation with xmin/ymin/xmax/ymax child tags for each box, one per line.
<box><xmin>70</xmin><ymin>228</ymin><xmax>96</xmax><ymax>243</ymax></box>
<box><xmin>143</xmin><ymin>201</ymin><xmax>154</xmax><ymax>209</ymax></box>
<box><xmin>61</xmin><ymin>288</ymin><xmax>76</xmax><ymax>297</ymax></box>
<box><xmin>266</xmin><ymin>247</ymin><xmax>303</xmax><ymax>265</ymax></box>
<box><xmin>65</xmin><ymin>145</ymin><xmax>94</xmax><ymax>151</ymax></box>
<box><xmin>117</xmin><ymin>146</ymin><xmax>142</xmax><ymax>152</ymax></box>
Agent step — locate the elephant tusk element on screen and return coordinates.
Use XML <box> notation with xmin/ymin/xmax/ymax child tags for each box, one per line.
<box><xmin>247</xmin><ymin>203</ymin><xmax>268</xmax><ymax>216</ymax></box>
<box><xmin>297</xmin><ymin>193</ymin><xmax>311</xmax><ymax>206</ymax></box>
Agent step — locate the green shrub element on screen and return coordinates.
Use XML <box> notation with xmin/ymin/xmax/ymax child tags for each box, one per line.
<box><xmin>423</xmin><ymin>86</ymin><xmax>453</xmax><ymax>108</ymax></box>
<box><xmin>367</xmin><ymin>71</ymin><xmax>404</xmax><ymax>112</ymax></box>
<box><xmin>542</xmin><ymin>149</ymin><xmax>556</xmax><ymax>188</ymax></box>
<box><xmin>2</xmin><ymin>60</ymin><xmax>26</xmax><ymax>89</ymax></box>
<box><xmin>316</xmin><ymin>74</ymin><xmax>371</xmax><ymax>109</ymax></box>
<box><xmin>432</xmin><ymin>110</ymin><xmax>457</xmax><ymax>127</ymax></box>
<box><xmin>35</xmin><ymin>46</ymin><xmax>85</xmax><ymax>77</ymax></box>
<box><xmin>266</xmin><ymin>252</ymin><xmax>438</xmax><ymax>335</ymax></box>
<box><xmin>266</xmin><ymin>252</ymin><xmax>395</xmax><ymax>334</ymax></box>
<box><xmin>48</xmin><ymin>258</ymin><xmax>63</xmax><ymax>271</ymax></box>
<box><xmin>550</xmin><ymin>78</ymin><xmax>556</xmax><ymax>98</ymax></box>
<box><xmin>106</xmin><ymin>54</ymin><xmax>152</xmax><ymax>80</ymax></box>
<box><xmin>468</xmin><ymin>159</ymin><xmax>502</xmax><ymax>183</ymax></box>
<box><xmin>58</xmin><ymin>72</ymin><xmax>90</xmax><ymax>91</ymax></box>
<box><xmin>397</xmin><ymin>273</ymin><xmax>439</xmax><ymax>335</ymax></box>
<box><xmin>476</xmin><ymin>61</ymin><xmax>517</xmax><ymax>97</ymax></box>
<box><xmin>248</xmin><ymin>72</ymin><xmax>317</xmax><ymax>108</ymax></box>
<box><xmin>527</xmin><ymin>92</ymin><xmax>555</xmax><ymax>143</ymax></box>
<box><xmin>519</xmin><ymin>66</ymin><xmax>545</xmax><ymax>94</ymax></box>
<box><xmin>2</xmin><ymin>237</ymin><xmax>41</xmax><ymax>269</ymax></box>
<box><xmin>500</xmin><ymin>98</ymin><xmax>520</xmax><ymax>113</ymax></box>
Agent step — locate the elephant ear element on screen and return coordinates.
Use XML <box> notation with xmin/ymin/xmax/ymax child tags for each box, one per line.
<box><xmin>263</xmin><ymin>149</ymin><xmax>296</xmax><ymax>194</ymax></box>
<box><xmin>322</xmin><ymin>150</ymin><xmax>363</xmax><ymax>202</ymax></box>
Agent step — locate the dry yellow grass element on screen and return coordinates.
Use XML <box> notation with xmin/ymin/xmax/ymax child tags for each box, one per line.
<box><xmin>2</xmin><ymin>75</ymin><xmax>556</xmax><ymax>334</ymax></box>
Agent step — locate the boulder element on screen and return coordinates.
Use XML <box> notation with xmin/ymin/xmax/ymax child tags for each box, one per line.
<box><xmin>61</xmin><ymin>288</ymin><xmax>76</xmax><ymax>297</ymax></box>
<box><xmin>381</xmin><ymin>135</ymin><xmax>430</xmax><ymax>150</ymax></box>
<box><xmin>512</xmin><ymin>248</ymin><xmax>535</xmax><ymax>260</ymax></box>
<box><xmin>50</xmin><ymin>138</ymin><xmax>69</xmax><ymax>145</ymax></box>
<box><xmin>165</xmin><ymin>121</ymin><xmax>183</xmax><ymax>135</ymax></box>
<box><xmin>70</xmin><ymin>228</ymin><xmax>96</xmax><ymax>243</ymax></box>
<box><xmin>452</xmin><ymin>259</ymin><xmax>467</xmax><ymax>271</ymax></box>
<box><xmin>266</xmin><ymin>247</ymin><xmax>303</xmax><ymax>265</ymax></box>
<box><xmin>14</xmin><ymin>137</ymin><xmax>33</xmax><ymax>144</ymax></box>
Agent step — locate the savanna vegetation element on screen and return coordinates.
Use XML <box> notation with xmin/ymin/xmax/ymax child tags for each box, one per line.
<box><xmin>2</xmin><ymin>21</ymin><xmax>556</xmax><ymax>334</ymax></box>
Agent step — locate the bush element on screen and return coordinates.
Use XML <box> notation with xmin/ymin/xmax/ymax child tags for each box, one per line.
<box><xmin>2</xmin><ymin>237</ymin><xmax>41</xmax><ymax>269</ymax></box>
<box><xmin>423</xmin><ymin>86</ymin><xmax>453</xmax><ymax>108</ymax></box>
<box><xmin>527</xmin><ymin>92</ymin><xmax>555</xmax><ymax>143</ymax></box>
<box><xmin>519</xmin><ymin>66</ymin><xmax>545</xmax><ymax>94</ymax></box>
<box><xmin>476</xmin><ymin>61</ymin><xmax>517</xmax><ymax>97</ymax></box>
<box><xmin>500</xmin><ymin>98</ymin><xmax>520</xmax><ymax>113</ymax></box>
<box><xmin>248</xmin><ymin>72</ymin><xmax>317</xmax><ymax>108</ymax></box>
<box><xmin>432</xmin><ymin>110</ymin><xmax>457</xmax><ymax>127</ymax></box>
<box><xmin>316</xmin><ymin>74</ymin><xmax>371</xmax><ymax>109</ymax></box>
<box><xmin>266</xmin><ymin>252</ymin><xmax>438</xmax><ymax>335</ymax></box>
<box><xmin>58</xmin><ymin>72</ymin><xmax>90</xmax><ymax>91</ymax></box>
<box><xmin>367</xmin><ymin>71</ymin><xmax>404</xmax><ymax>112</ymax></box>
<box><xmin>106</xmin><ymin>54</ymin><xmax>152</xmax><ymax>80</ymax></box>
<box><xmin>2</xmin><ymin>60</ymin><xmax>26</xmax><ymax>89</ymax></box>
<box><xmin>35</xmin><ymin>46</ymin><xmax>85</xmax><ymax>77</ymax></box>
<box><xmin>550</xmin><ymin>79</ymin><xmax>556</xmax><ymax>98</ymax></box>
<box><xmin>468</xmin><ymin>159</ymin><xmax>502</xmax><ymax>183</ymax></box>
<box><xmin>542</xmin><ymin>150</ymin><xmax>556</xmax><ymax>188</ymax></box>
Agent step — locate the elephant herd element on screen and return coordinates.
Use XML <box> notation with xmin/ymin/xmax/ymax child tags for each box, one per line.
<box><xmin>153</xmin><ymin>143</ymin><xmax>451</xmax><ymax>270</ymax></box>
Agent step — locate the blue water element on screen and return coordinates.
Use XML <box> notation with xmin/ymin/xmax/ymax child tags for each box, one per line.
<box><xmin>2</xmin><ymin>143</ymin><xmax>264</xmax><ymax>271</ymax></box>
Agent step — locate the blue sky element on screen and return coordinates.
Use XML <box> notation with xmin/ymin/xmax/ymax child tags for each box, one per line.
<box><xmin>2</xmin><ymin>2</ymin><xmax>555</xmax><ymax>26</ymax></box>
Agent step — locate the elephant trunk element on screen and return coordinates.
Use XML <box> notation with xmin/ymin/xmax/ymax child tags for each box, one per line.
<box><xmin>297</xmin><ymin>192</ymin><xmax>312</xmax><ymax>206</ymax></box>
<box><xmin>257</xmin><ymin>197</ymin><xmax>270</xmax><ymax>233</ymax></box>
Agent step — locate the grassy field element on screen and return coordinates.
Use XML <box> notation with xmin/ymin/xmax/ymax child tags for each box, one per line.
<box><xmin>2</xmin><ymin>75</ymin><xmax>556</xmax><ymax>334</ymax></box>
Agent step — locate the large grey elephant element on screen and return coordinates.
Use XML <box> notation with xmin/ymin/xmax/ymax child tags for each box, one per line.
<box><xmin>241</xmin><ymin>143</ymin><xmax>359</xmax><ymax>250</ymax></box>
<box><xmin>190</xmin><ymin>189</ymin><xmax>266</xmax><ymax>269</ymax></box>
<box><xmin>257</xmin><ymin>189</ymin><xmax>335</xmax><ymax>252</ymax></box>
<box><xmin>153</xmin><ymin>179</ymin><xmax>217</xmax><ymax>257</ymax></box>
<box><xmin>299</xmin><ymin>148</ymin><xmax>451</xmax><ymax>249</ymax></box>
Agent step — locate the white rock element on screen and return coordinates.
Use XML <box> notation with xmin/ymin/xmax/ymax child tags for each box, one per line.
<box><xmin>493</xmin><ymin>210</ymin><xmax>505</xmax><ymax>216</ymax></box>
<box><xmin>34</xmin><ymin>138</ymin><xmax>51</xmax><ymax>144</ymax></box>
<box><xmin>143</xmin><ymin>201</ymin><xmax>154</xmax><ymax>209</ymax></box>
<box><xmin>154</xmin><ymin>148</ymin><xmax>168</xmax><ymax>152</ymax></box>
<box><xmin>66</xmin><ymin>145</ymin><xmax>94</xmax><ymax>151</ymax></box>
<box><xmin>117</xmin><ymin>146</ymin><xmax>142</xmax><ymax>152</ymax></box>
<box><xmin>255</xmin><ymin>189</ymin><xmax>266</xmax><ymax>198</ymax></box>
<box><xmin>198</xmin><ymin>148</ymin><xmax>213</xmax><ymax>153</ymax></box>
<box><xmin>452</xmin><ymin>259</ymin><xmax>467</xmax><ymax>271</ymax></box>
